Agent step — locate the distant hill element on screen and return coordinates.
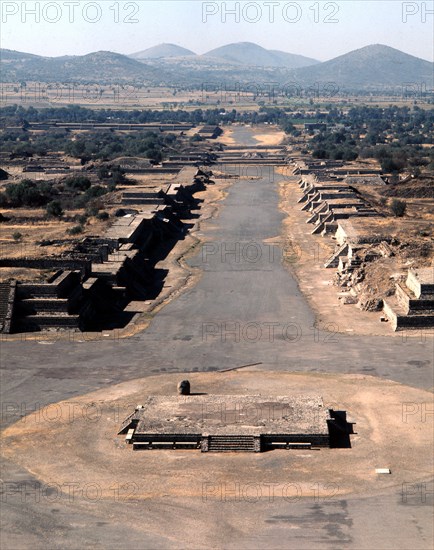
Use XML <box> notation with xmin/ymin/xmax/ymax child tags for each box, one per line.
<box><xmin>131</xmin><ymin>43</ymin><xmax>196</xmax><ymax>59</ymax></box>
<box><xmin>294</xmin><ymin>44</ymin><xmax>434</xmax><ymax>88</ymax></box>
<box><xmin>0</xmin><ymin>50</ymin><xmax>166</xmax><ymax>84</ymax></box>
<box><xmin>0</xmin><ymin>49</ymin><xmax>41</xmax><ymax>61</ymax></box>
<box><xmin>58</xmin><ymin>51</ymin><xmax>161</xmax><ymax>80</ymax></box>
<box><xmin>204</xmin><ymin>42</ymin><xmax>319</xmax><ymax>68</ymax></box>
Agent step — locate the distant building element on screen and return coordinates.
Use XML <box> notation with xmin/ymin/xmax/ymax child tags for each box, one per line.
<box><xmin>197</xmin><ymin>125</ymin><xmax>223</xmax><ymax>139</ymax></box>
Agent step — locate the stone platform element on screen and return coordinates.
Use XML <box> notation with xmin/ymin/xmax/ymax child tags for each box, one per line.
<box><xmin>119</xmin><ymin>395</ymin><xmax>332</xmax><ymax>452</ymax></box>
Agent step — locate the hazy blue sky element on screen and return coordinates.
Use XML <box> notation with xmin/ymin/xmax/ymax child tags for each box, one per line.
<box><xmin>1</xmin><ymin>1</ymin><xmax>433</xmax><ymax>61</ymax></box>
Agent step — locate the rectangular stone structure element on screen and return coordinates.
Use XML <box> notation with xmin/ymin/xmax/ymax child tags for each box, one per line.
<box><xmin>119</xmin><ymin>395</ymin><xmax>331</xmax><ymax>452</ymax></box>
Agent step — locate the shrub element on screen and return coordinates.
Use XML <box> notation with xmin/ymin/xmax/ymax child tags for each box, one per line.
<box><xmin>67</xmin><ymin>225</ymin><xmax>83</xmax><ymax>235</ymax></box>
<box><xmin>85</xmin><ymin>185</ymin><xmax>107</xmax><ymax>199</ymax></box>
<box><xmin>312</xmin><ymin>149</ymin><xmax>328</xmax><ymax>159</ymax></box>
<box><xmin>380</xmin><ymin>157</ymin><xmax>403</xmax><ymax>173</ymax></box>
<box><xmin>75</xmin><ymin>214</ymin><xmax>87</xmax><ymax>225</ymax></box>
<box><xmin>85</xmin><ymin>206</ymin><xmax>100</xmax><ymax>217</ymax></box>
<box><xmin>46</xmin><ymin>200</ymin><xmax>63</xmax><ymax>217</ymax></box>
<box><xmin>96</xmin><ymin>211</ymin><xmax>109</xmax><ymax>220</ymax></box>
<box><xmin>420</xmin><ymin>243</ymin><xmax>432</xmax><ymax>257</ymax></box>
<box><xmin>12</xmin><ymin>231</ymin><xmax>22</xmax><ymax>242</ymax></box>
<box><xmin>343</xmin><ymin>149</ymin><xmax>358</xmax><ymax>161</ymax></box>
<box><xmin>110</xmin><ymin>167</ymin><xmax>126</xmax><ymax>185</ymax></box>
<box><xmin>64</xmin><ymin>176</ymin><xmax>91</xmax><ymax>192</ymax></box>
<box><xmin>97</xmin><ymin>166</ymin><xmax>110</xmax><ymax>180</ymax></box>
<box><xmin>390</xmin><ymin>198</ymin><xmax>407</xmax><ymax>217</ymax></box>
<box><xmin>72</xmin><ymin>195</ymin><xmax>87</xmax><ymax>209</ymax></box>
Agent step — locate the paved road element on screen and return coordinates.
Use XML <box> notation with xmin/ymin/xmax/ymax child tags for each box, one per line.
<box><xmin>1</xmin><ymin>170</ymin><xmax>433</xmax><ymax>424</ymax></box>
<box><xmin>1</xmin><ymin>126</ymin><xmax>433</xmax><ymax>549</ymax></box>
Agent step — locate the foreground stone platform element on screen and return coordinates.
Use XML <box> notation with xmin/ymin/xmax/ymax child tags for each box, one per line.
<box><xmin>119</xmin><ymin>394</ymin><xmax>332</xmax><ymax>451</ymax></box>
<box><xmin>3</xmin><ymin>371</ymin><xmax>432</xmax><ymax>506</ymax></box>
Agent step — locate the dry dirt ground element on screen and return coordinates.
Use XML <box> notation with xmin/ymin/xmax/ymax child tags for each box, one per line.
<box><xmin>0</xmin><ymin>210</ymin><xmax>113</xmax><ymax>285</ymax></box>
<box><xmin>216</xmin><ymin>128</ymin><xmax>237</xmax><ymax>146</ymax></box>
<box><xmin>276</xmin><ymin>171</ymin><xmax>433</xmax><ymax>338</ymax></box>
<box><xmin>253</xmin><ymin>130</ymin><xmax>286</xmax><ymax>146</ymax></box>
<box><xmin>216</xmin><ymin>125</ymin><xmax>285</xmax><ymax>147</ymax></box>
<box><xmin>1</xmin><ymin>371</ymin><xmax>432</xmax><ymax>546</ymax></box>
<box><xmin>0</xmin><ymin>209</ymin><xmax>111</xmax><ymax>256</ymax></box>
<box><xmin>277</xmin><ymin>177</ymin><xmax>389</xmax><ymax>337</ymax></box>
<box><xmin>1</xmin><ymin>84</ymin><xmax>265</xmax><ymax>111</ymax></box>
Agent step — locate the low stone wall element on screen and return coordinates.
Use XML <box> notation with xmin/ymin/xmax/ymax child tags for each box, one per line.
<box><xmin>0</xmin><ymin>258</ymin><xmax>91</xmax><ymax>276</ymax></box>
<box><xmin>125</xmin><ymin>168</ymin><xmax>179</xmax><ymax>174</ymax></box>
<box><xmin>382</xmin><ymin>299</ymin><xmax>398</xmax><ymax>330</ymax></box>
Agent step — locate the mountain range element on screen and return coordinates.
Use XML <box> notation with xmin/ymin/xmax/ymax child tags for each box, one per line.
<box><xmin>1</xmin><ymin>43</ymin><xmax>432</xmax><ymax>90</ymax></box>
<box><xmin>131</xmin><ymin>42</ymin><xmax>319</xmax><ymax>69</ymax></box>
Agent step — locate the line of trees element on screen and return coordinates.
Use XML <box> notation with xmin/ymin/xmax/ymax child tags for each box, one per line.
<box><xmin>304</xmin><ymin>106</ymin><xmax>434</xmax><ymax>172</ymax></box>
<box><xmin>0</xmin><ymin>127</ymin><xmax>181</xmax><ymax>164</ymax></box>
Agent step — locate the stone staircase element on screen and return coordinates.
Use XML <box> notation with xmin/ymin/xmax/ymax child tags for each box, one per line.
<box><xmin>311</xmin><ymin>212</ymin><xmax>333</xmax><ymax>234</ymax></box>
<box><xmin>121</xmin><ymin>189</ymin><xmax>166</xmax><ymax>206</ymax></box>
<box><xmin>324</xmin><ymin>243</ymin><xmax>349</xmax><ymax>268</ymax></box>
<box><xmin>306</xmin><ymin>203</ymin><xmax>328</xmax><ymax>224</ymax></box>
<box><xmin>395</xmin><ymin>282</ymin><xmax>434</xmax><ymax>315</ymax></box>
<box><xmin>338</xmin><ymin>256</ymin><xmax>362</xmax><ymax>273</ymax></box>
<box><xmin>0</xmin><ymin>283</ymin><xmax>10</xmax><ymax>324</ymax></box>
<box><xmin>14</xmin><ymin>271</ymin><xmax>84</xmax><ymax>331</ymax></box>
<box><xmin>22</xmin><ymin>313</ymin><xmax>81</xmax><ymax>329</ymax></box>
<box><xmin>206</xmin><ymin>435</ymin><xmax>258</xmax><ymax>452</ymax></box>
<box><xmin>383</xmin><ymin>268</ymin><xmax>434</xmax><ymax>331</ymax></box>
<box><xmin>0</xmin><ymin>281</ymin><xmax>15</xmax><ymax>333</ymax></box>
